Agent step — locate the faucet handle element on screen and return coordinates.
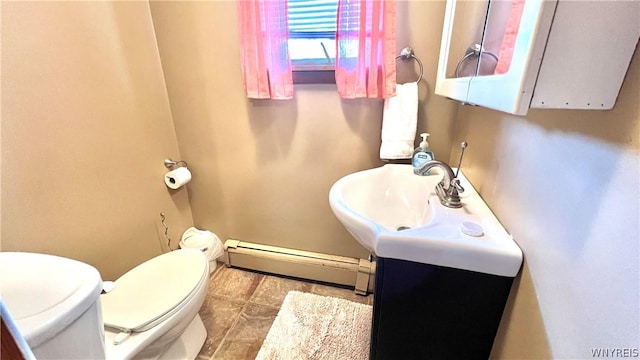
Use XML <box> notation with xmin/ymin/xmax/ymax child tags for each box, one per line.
<box><xmin>451</xmin><ymin>178</ymin><xmax>464</xmax><ymax>193</ymax></box>
<box><xmin>438</xmin><ymin>179</ymin><xmax>463</xmax><ymax>208</ymax></box>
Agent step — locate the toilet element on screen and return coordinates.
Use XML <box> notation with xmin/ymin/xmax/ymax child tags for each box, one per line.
<box><xmin>0</xmin><ymin>249</ymin><xmax>209</xmax><ymax>360</ymax></box>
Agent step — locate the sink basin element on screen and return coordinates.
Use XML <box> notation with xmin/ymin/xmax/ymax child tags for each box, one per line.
<box><xmin>329</xmin><ymin>164</ymin><xmax>522</xmax><ymax>277</ymax></box>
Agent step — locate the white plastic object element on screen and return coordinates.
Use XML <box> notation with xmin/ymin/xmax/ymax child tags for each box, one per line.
<box><xmin>180</xmin><ymin>227</ymin><xmax>224</xmax><ymax>273</ymax></box>
<box><xmin>460</xmin><ymin>221</ymin><xmax>484</xmax><ymax>237</ymax></box>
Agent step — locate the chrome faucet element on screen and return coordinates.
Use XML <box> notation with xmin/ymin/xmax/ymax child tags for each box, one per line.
<box><xmin>415</xmin><ymin>142</ymin><xmax>468</xmax><ymax>208</ymax></box>
<box><xmin>416</xmin><ymin>161</ymin><xmax>464</xmax><ymax>208</ymax></box>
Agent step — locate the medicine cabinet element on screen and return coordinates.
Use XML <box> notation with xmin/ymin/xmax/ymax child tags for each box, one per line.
<box><xmin>435</xmin><ymin>0</ymin><xmax>640</xmax><ymax>115</ymax></box>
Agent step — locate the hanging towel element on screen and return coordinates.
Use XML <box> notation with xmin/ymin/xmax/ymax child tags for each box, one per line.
<box><xmin>380</xmin><ymin>82</ymin><xmax>418</xmax><ymax>159</ymax></box>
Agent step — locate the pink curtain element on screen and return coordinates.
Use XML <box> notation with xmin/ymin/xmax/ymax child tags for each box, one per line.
<box><xmin>335</xmin><ymin>0</ymin><xmax>396</xmax><ymax>99</ymax></box>
<box><xmin>237</xmin><ymin>0</ymin><xmax>293</xmax><ymax>100</ymax></box>
<box><xmin>494</xmin><ymin>0</ymin><xmax>525</xmax><ymax>75</ymax></box>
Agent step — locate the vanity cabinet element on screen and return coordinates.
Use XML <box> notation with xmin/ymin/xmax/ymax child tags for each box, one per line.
<box><xmin>369</xmin><ymin>257</ymin><xmax>515</xmax><ymax>359</ymax></box>
<box><xmin>435</xmin><ymin>0</ymin><xmax>639</xmax><ymax>115</ymax></box>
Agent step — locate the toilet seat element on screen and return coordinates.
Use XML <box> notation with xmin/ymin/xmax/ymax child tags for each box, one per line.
<box><xmin>101</xmin><ymin>249</ymin><xmax>208</xmax><ymax>336</ymax></box>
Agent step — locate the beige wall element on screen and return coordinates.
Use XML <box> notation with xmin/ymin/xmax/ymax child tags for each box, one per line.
<box><xmin>456</xmin><ymin>46</ymin><xmax>640</xmax><ymax>358</ymax></box>
<box><xmin>148</xmin><ymin>0</ymin><xmax>458</xmax><ymax>259</ymax></box>
<box><xmin>1</xmin><ymin>1</ymin><xmax>193</xmax><ymax>280</ymax></box>
<box><xmin>0</xmin><ymin>0</ymin><xmax>459</xmax><ymax>282</ymax></box>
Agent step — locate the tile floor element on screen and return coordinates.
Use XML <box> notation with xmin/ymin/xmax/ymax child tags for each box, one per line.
<box><xmin>196</xmin><ymin>263</ymin><xmax>373</xmax><ymax>360</ymax></box>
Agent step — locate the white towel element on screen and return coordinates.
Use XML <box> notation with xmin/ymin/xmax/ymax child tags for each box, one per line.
<box><xmin>379</xmin><ymin>82</ymin><xmax>418</xmax><ymax>159</ymax></box>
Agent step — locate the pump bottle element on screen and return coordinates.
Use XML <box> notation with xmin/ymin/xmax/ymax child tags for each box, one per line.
<box><xmin>412</xmin><ymin>133</ymin><xmax>435</xmax><ymax>174</ymax></box>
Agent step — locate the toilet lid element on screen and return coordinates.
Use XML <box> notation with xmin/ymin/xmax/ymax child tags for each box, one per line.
<box><xmin>100</xmin><ymin>249</ymin><xmax>207</xmax><ymax>332</ymax></box>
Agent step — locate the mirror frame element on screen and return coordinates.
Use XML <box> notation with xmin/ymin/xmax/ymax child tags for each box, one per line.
<box><xmin>435</xmin><ymin>0</ymin><xmax>472</xmax><ymax>104</ymax></box>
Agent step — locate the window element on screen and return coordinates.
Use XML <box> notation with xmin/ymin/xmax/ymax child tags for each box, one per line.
<box><xmin>239</xmin><ymin>0</ymin><xmax>396</xmax><ymax>97</ymax></box>
<box><xmin>288</xmin><ymin>0</ymin><xmax>338</xmax><ymax>80</ymax></box>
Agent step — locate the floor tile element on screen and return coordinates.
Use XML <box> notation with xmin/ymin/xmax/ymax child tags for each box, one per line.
<box><xmin>249</xmin><ymin>275</ymin><xmax>313</xmax><ymax>308</ymax></box>
<box><xmin>213</xmin><ymin>303</ymin><xmax>279</xmax><ymax>359</ymax></box>
<box><xmin>207</xmin><ymin>266</ymin><xmax>264</xmax><ymax>301</ymax></box>
<box><xmin>211</xmin><ymin>339</ymin><xmax>263</xmax><ymax>360</ymax></box>
<box><xmin>197</xmin><ymin>295</ymin><xmax>245</xmax><ymax>359</ymax></box>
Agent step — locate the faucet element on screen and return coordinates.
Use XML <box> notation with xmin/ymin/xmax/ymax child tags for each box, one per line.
<box><xmin>415</xmin><ymin>142</ymin><xmax>468</xmax><ymax>208</ymax></box>
<box><xmin>415</xmin><ymin>161</ymin><xmax>464</xmax><ymax>208</ymax></box>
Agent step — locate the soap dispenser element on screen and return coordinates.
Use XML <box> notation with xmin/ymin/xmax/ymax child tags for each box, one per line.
<box><xmin>412</xmin><ymin>133</ymin><xmax>435</xmax><ymax>174</ymax></box>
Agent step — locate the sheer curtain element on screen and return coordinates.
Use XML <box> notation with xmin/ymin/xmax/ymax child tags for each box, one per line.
<box><xmin>237</xmin><ymin>0</ymin><xmax>396</xmax><ymax>100</ymax></box>
<box><xmin>335</xmin><ymin>0</ymin><xmax>397</xmax><ymax>99</ymax></box>
<box><xmin>237</xmin><ymin>0</ymin><xmax>293</xmax><ymax>100</ymax></box>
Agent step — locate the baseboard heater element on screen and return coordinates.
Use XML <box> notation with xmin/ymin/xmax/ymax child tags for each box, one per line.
<box><xmin>223</xmin><ymin>239</ymin><xmax>375</xmax><ymax>295</ymax></box>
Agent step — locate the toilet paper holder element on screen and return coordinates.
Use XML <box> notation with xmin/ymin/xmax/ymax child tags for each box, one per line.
<box><xmin>164</xmin><ymin>158</ymin><xmax>188</xmax><ymax>169</ymax></box>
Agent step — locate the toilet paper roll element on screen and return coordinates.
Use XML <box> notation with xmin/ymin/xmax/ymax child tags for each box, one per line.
<box><xmin>164</xmin><ymin>167</ymin><xmax>192</xmax><ymax>189</ymax></box>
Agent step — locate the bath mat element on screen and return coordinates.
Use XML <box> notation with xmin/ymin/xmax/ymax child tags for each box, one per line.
<box><xmin>255</xmin><ymin>291</ymin><xmax>372</xmax><ymax>360</ymax></box>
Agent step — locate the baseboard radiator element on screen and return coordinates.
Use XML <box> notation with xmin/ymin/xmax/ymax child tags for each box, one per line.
<box><xmin>223</xmin><ymin>239</ymin><xmax>375</xmax><ymax>295</ymax></box>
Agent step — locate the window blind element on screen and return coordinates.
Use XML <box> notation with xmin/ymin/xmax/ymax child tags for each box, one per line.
<box><xmin>288</xmin><ymin>0</ymin><xmax>338</xmax><ymax>39</ymax></box>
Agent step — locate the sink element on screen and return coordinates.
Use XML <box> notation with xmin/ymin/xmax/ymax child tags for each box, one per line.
<box><xmin>329</xmin><ymin>164</ymin><xmax>522</xmax><ymax>277</ymax></box>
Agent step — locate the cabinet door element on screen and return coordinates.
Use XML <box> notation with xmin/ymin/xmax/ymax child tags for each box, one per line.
<box><xmin>434</xmin><ymin>0</ymin><xmax>481</xmax><ymax>103</ymax></box>
<box><xmin>529</xmin><ymin>1</ymin><xmax>640</xmax><ymax>110</ymax></box>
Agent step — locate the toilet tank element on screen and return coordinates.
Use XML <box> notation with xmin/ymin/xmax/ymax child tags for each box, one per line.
<box><xmin>0</xmin><ymin>252</ymin><xmax>105</xmax><ymax>359</ymax></box>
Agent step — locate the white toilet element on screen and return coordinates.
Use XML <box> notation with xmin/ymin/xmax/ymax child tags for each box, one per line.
<box><xmin>0</xmin><ymin>249</ymin><xmax>209</xmax><ymax>360</ymax></box>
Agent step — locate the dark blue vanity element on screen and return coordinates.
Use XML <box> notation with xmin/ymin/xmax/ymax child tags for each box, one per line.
<box><xmin>370</xmin><ymin>257</ymin><xmax>516</xmax><ymax>359</ymax></box>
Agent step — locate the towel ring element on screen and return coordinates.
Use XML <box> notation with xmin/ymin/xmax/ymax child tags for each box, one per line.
<box><xmin>396</xmin><ymin>46</ymin><xmax>423</xmax><ymax>83</ymax></box>
<box><xmin>454</xmin><ymin>43</ymin><xmax>499</xmax><ymax>78</ymax></box>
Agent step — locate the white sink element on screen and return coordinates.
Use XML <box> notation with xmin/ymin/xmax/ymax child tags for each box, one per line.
<box><xmin>329</xmin><ymin>164</ymin><xmax>522</xmax><ymax>277</ymax></box>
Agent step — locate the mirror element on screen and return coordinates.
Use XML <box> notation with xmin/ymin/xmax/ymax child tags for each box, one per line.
<box><xmin>478</xmin><ymin>0</ymin><xmax>523</xmax><ymax>76</ymax></box>
<box><xmin>443</xmin><ymin>0</ymin><xmax>486</xmax><ymax>79</ymax></box>
<box><xmin>443</xmin><ymin>0</ymin><xmax>521</xmax><ymax>79</ymax></box>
